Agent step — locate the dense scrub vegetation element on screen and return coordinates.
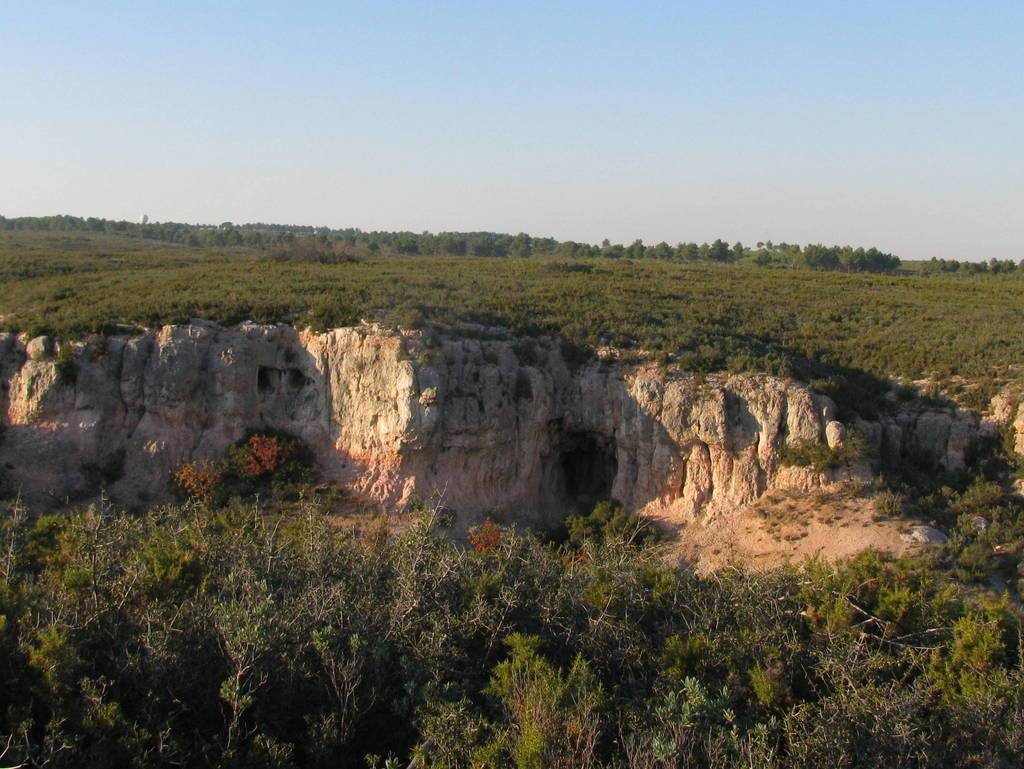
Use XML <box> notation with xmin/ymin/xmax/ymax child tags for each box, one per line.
<box><xmin>0</xmin><ymin>496</ymin><xmax>1021</xmax><ymax>768</ymax></box>
<box><xmin>1</xmin><ymin>230</ymin><xmax>1023</xmax><ymax>393</ymax></box>
<box><xmin>3</xmin><ymin>218</ymin><xmax>1024</xmax><ymax>767</ymax></box>
<box><xmin>2</xmin><ymin>424</ymin><xmax>1022</xmax><ymax>768</ymax></box>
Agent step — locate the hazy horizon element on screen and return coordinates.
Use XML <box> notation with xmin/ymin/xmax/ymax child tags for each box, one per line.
<box><xmin>3</xmin><ymin>1</ymin><xmax>1022</xmax><ymax>261</ymax></box>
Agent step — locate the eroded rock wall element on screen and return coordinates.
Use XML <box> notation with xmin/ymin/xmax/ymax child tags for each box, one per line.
<box><xmin>0</xmin><ymin>323</ymin><xmax>994</xmax><ymax>521</ymax></box>
<box><xmin>991</xmin><ymin>389</ymin><xmax>1024</xmax><ymax>457</ymax></box>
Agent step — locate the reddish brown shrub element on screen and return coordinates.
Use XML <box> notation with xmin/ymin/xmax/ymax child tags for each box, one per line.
<box><xmin>468</xmin><ymin>519</ymin><xmax>503</xmax><ymax>552</ymax></box>
<box><xmin>245</xmin><ymin>434</ymin><xmax>287</xmax><ymax>477</ymax></box>
<box><xmin>173</xmin><ymin>460</ymin><xmax>222</xmax><ymax>502</ymax></box>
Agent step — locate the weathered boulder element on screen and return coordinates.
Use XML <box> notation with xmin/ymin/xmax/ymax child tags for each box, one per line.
<box><xmin>825</xmin><ymin>420</ymin><xmax>846</xmax><ymax>449</ymax></box>
<box><xmin>990</xmin><ymin>391</ymin><xmax>1017</xmax><ymax>424</ymax></box>
<box><xmin>901</xmin><ymin>525</ymin><xmax>949</xmax><ymax>546</ymax></box>
<box><xmin>25</xmin><ymin>336</ymin><xmax>54</xmax><ymax>361</ymax></box>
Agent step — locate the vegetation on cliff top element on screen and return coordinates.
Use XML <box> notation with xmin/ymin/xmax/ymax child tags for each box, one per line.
<box><xmin>1</xmin><ymin>228</ymin><xmax>1023</xmax><ymax>390</ymax></box>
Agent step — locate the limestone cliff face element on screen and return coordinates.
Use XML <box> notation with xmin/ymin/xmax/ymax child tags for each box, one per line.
<box><xmin>0</xmin><ymin>323</ymin><xmax>995</xmax><ymax>520</ymax></box>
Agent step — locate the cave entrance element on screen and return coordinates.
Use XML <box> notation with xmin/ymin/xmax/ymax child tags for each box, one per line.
<box><xmin>559</xmin><ymin>432</ymin><xmax>618</xmax><ymax>513</ymax></box>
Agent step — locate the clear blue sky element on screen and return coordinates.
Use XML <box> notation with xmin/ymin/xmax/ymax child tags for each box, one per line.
<box><xmin>2</xmin><ymin>1</ymin><xmax>1021</xmax><ymax>259</ymax></box>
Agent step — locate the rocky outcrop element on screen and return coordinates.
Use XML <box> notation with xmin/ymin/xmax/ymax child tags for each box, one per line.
<box><xmin>0</xmin><ymin>323</ymin><xmax>997</xmax><ymax>522</ymax></box>
<box><xmin>991</xmin><ymin>389</ymin><xmax>1024</xmax><ymax>456</ymax></box>
<box><xmin>854</xmin><ymin>406</ymin><xmax>993</xmax><ymax>476</ymax></box>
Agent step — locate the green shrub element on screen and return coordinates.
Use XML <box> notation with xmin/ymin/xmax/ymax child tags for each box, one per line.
<box><xmin>954</xmin><ymin>542</ymin><xmax>992</xmax><ymax>583</ymax></box>
<box><xmin>661</xmin><ymin>633</ymin><xmax>711</xmax><ymax>683</ymax></box>
<box><xmin>300</xmin><ymin>296</ymin><xmax>361</xmax><ymax>332</ymax></box>
<box><xmin>780</xmin><ymin>441</ymin><xmax>837</xmax><ymax>472</ymax></box>
<box><xmin>928</xmin><ymin>609</ymin><xmax>1013</xmax><ymax>703</ymax></box>
<box><xmin>564</xmin><ymin>500</ymin><xmax>660</xmax><ymax>548</ymax></box>
<box><xmin>24</xmin><ymin>513</ymin><xmax>68</xmax><ymax>571</ymax></box>
<box><xmin>874</xmin><ymin>490</ymin><xmax>904</xmax><ymax>519</ymax></box>
<box><xmin>780</xmin><ymin>430</ymin><xmax>865</xmax><ymax>473</ymax></box>
<box><xmin>54</xmin><ymin>343</ymin><xmax>77</xmax><ymax>385</ymax></box>
<box><xmin>952</xmin><ymin>478</ymin><xmax>1004</xmax><ymax>516</ymax></box>
<box><xmin>748</xmin><ymin>662</ymin><xmax>786</xmax><ymax>708</ymax></box>
<box><xmin>484</xmin><ymin>634</ymin><xmax>604</xmax><ymax>769</ymax></box>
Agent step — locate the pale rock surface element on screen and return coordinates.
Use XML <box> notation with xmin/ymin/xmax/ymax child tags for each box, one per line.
<box><xmin>0</xmin><ymin>322</ymin><xmax>998</xmax><ymax>522</ymax></box>
<box><xmin>989</xmin><ymin>387</ymin><xmax>1024</xmax><ymax>456</ymax></box>
<box><xmin>901</xmin><ymin>525</ymin><xmax>949</xmax><ymax>546</ymax></box>
<box><xmin>990</xmin><ymin>391</ymin><xmax>1017</xmax><ymax>425</ymax></box>
<box><xmin>825</xmin><ymin>420</ymin><xmax>846</xmax><ymax>449</ymax></box>
<box><xmin>25</xmin><ymin>336</ymin><xmax>54</xmax><ymax>362</ymax></box>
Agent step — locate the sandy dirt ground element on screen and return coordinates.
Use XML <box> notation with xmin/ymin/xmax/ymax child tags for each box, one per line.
<box><xmin>651</xmin><ymin>485</ymin><xmax>917</xmax><ymax>574</ymax></box>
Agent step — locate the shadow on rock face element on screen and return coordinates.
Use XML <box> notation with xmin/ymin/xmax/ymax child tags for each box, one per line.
<box><xmin>557</xmin><ymin>430</ymin><xmax>618</xmax><ymax>515</ymax></box>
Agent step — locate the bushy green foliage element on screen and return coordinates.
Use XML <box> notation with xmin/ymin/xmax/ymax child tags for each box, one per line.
<box><xmin>928</xmin><ymin>607</ymin><xmax>1014</xmax><ymax>704</ymax></box>
<box><xmin>779</xmin><ymin>433</ymin><xmax>864</xmax><ymax>473</ymax></box>
<box><xmin>934</xmin><ymin>478</ymin><xmax>1024</xmax><ymax>590</ymax></box>
<box><xmin>0</xmin><ymin>498</ymin><xmax>1021</xmax><ymax>768</ymax></box>
<box><xmin>483</xmin><ymin>634</ymin><xmax>604</xmax><ymax>768</ymax></box>
<box><xmin>1</xmin><ymin>231</ymin><xmax>1022</xmax><ymax>393</ymax></box>
<box><xmin>873</xmin><ymin>489</ymin><xmax>905</xmax><ymax>520</ymax></box>
<box><xmin>53</xmin><ymin>343</ymin><xmax>77</xmax><ymax>385</ymax></box>
<box><xmin>564</xmin><ymin>500</ymin><xmax>660</xmax><ymax>548</ymax></box>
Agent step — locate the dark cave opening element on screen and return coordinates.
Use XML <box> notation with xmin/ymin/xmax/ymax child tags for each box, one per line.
<box><xmin>559</xmin><ymin>431</ymin><xmax>618</xmax><ymax>513</ymax></box>
<box><xmin>286</xmin><ymin>367</ymin><xmax>309</xmax><ymax>391</ymax></box>
<box><xmin>257</xmin><ymin>366</ymin><xmax>277</xmax><ymax>394</ymax></box>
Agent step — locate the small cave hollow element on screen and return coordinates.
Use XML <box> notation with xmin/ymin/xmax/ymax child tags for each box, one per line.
<box><xmin>257</xmin><ymin>366</ymin><xmax>279</xmax><ymax>395</ymax></box>
<box><xmin>286</xmin><ymin>367</ymin><xmax>310</xmax><ymax>391</ymax></box>
<box><xmin>558</xmin><ymin>431</ymin><xmax>618</xmax><ymax>514</ymax></box>
<box><xmin>259</xmin><ymin>366</ymin><xmax>310</xmax><ymax>396</ymax></box>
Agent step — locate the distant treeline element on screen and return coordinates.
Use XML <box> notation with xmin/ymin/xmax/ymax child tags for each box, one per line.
<box><xmin>0</xmin><ymin>213</ymin><xmax>909</xmax><ymax>273</ymax></box>
<box><xmin>918</xmin><ymin>256</ymin><xmax>1023</xmax><ymax>275</ymax></box>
